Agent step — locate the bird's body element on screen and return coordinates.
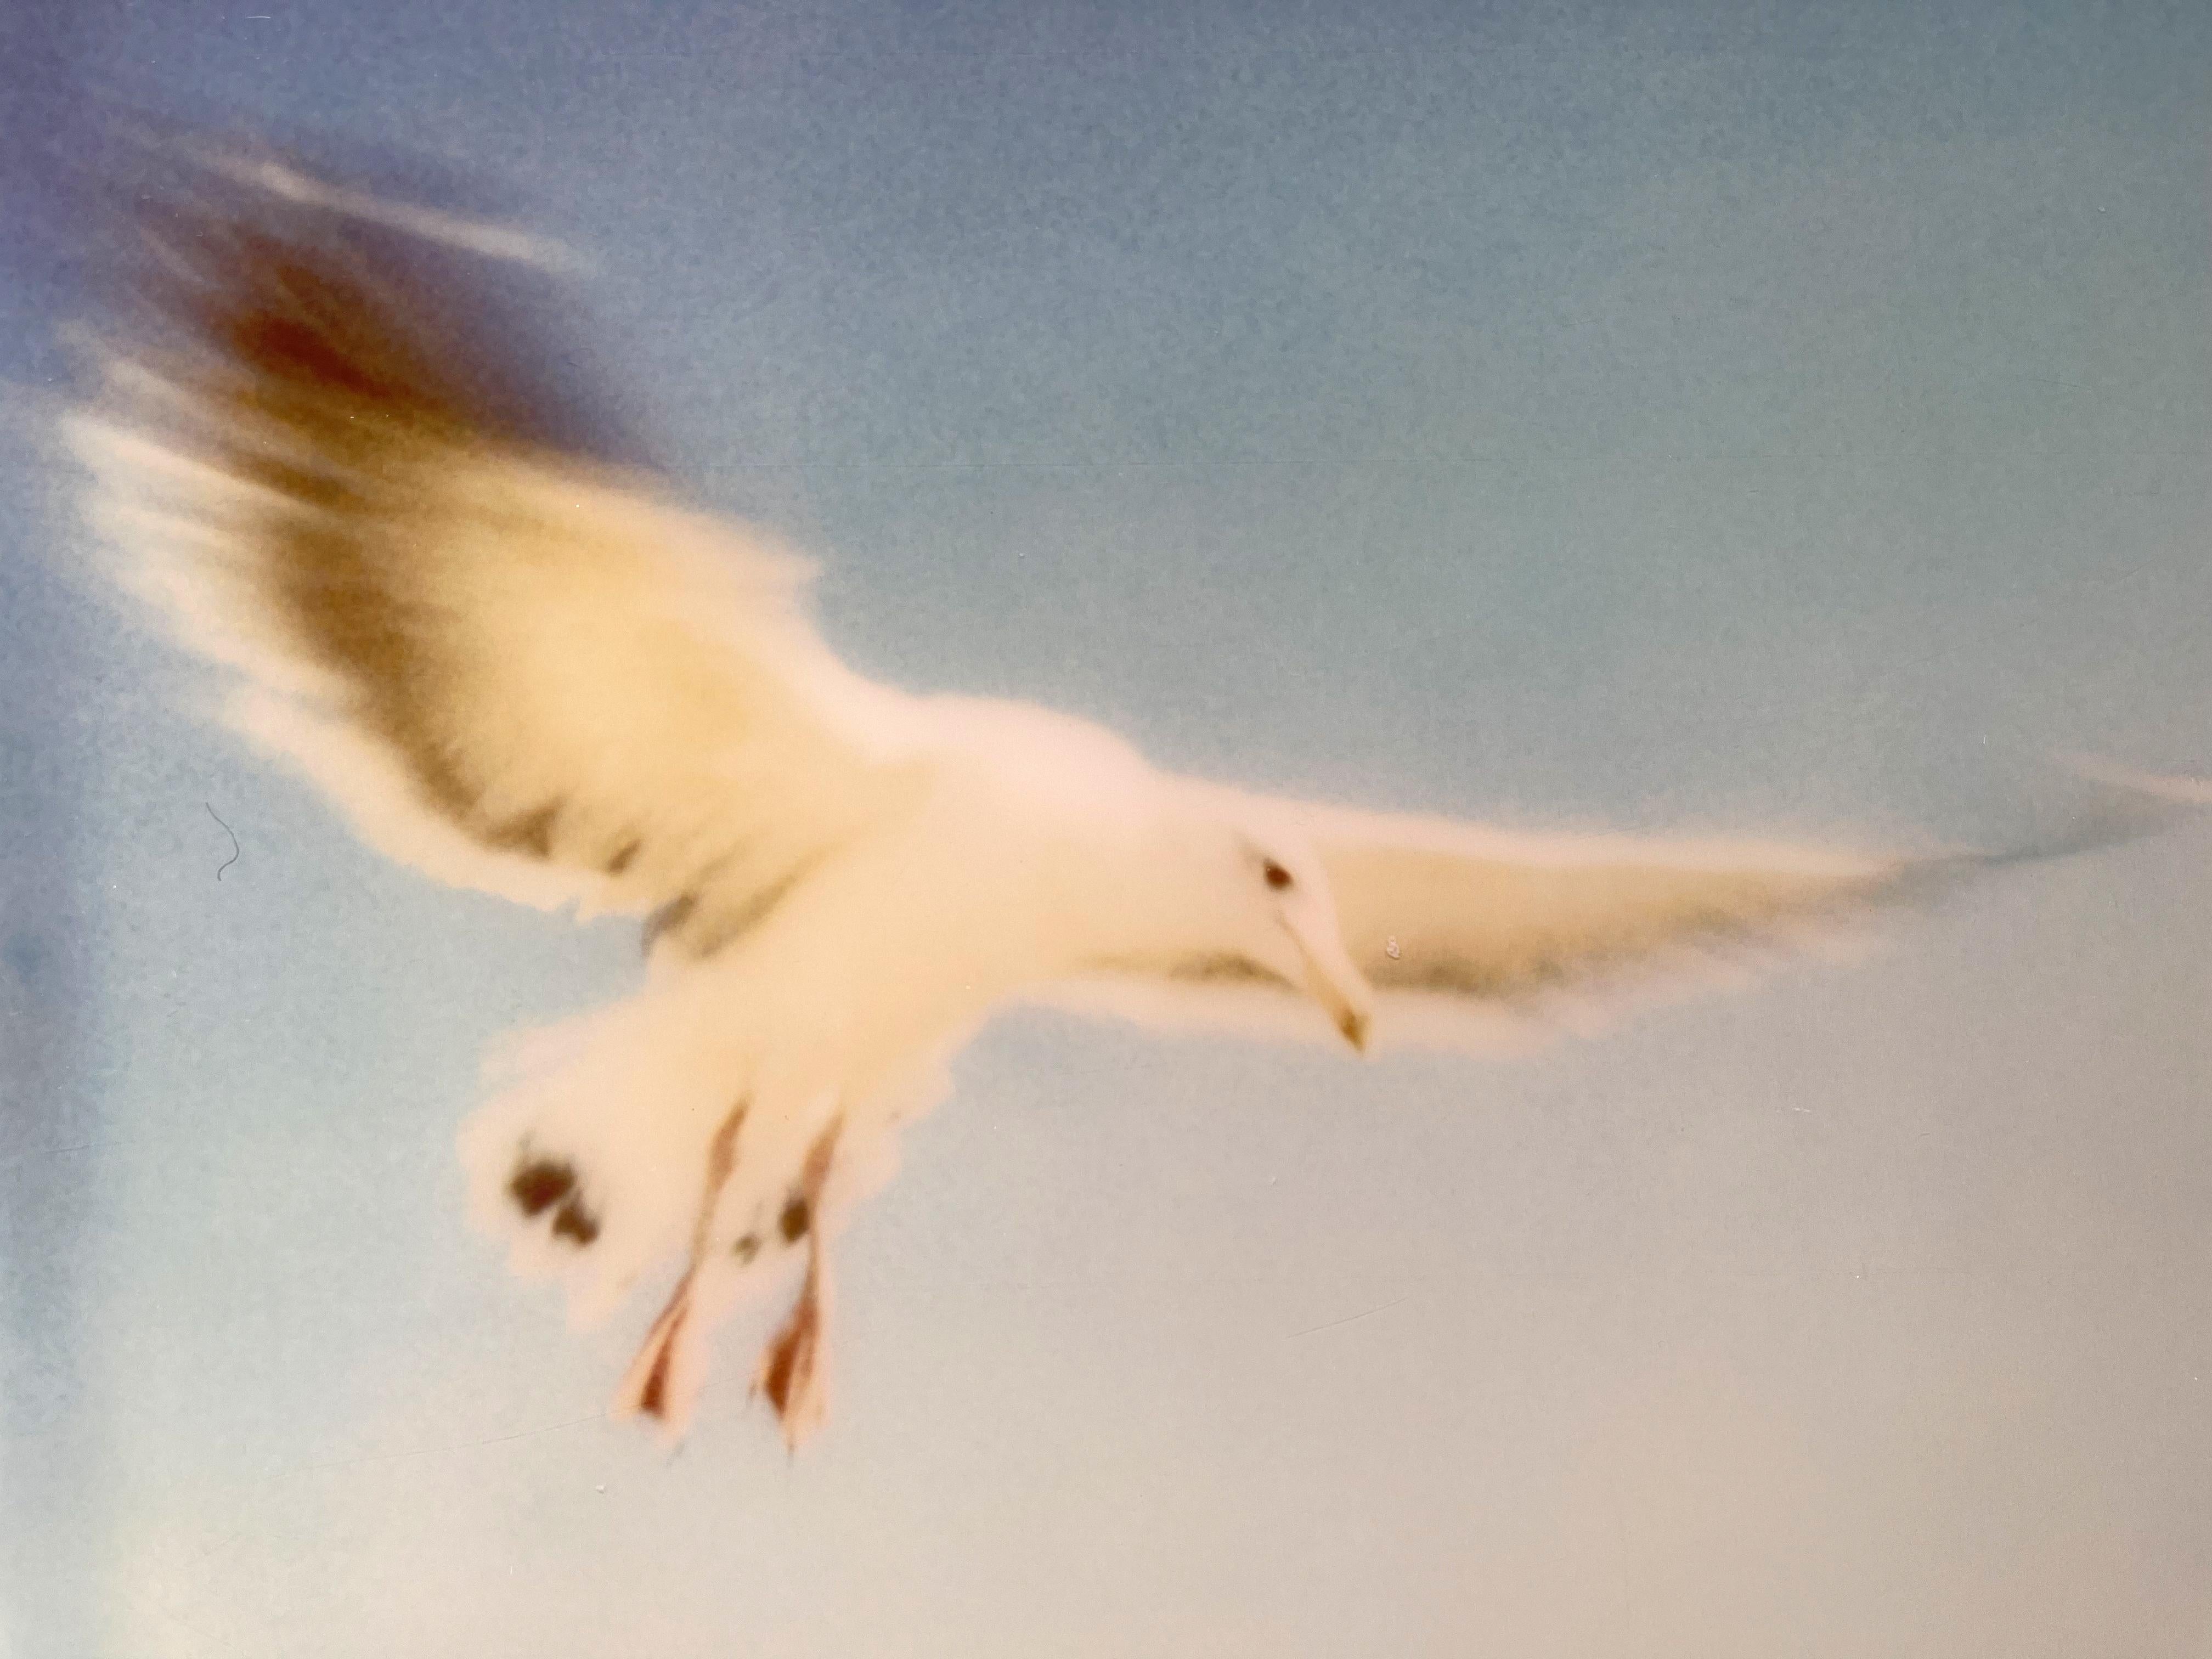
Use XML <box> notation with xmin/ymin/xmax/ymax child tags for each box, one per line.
<box><xmin>65</xmin><ymin>132</ymin><xmax>2186</xmax><ymax>1447</ymax></box>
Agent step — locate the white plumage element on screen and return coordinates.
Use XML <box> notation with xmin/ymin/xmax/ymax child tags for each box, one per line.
<box><xmin>67</xmin><ymin>137</ymin><xmax>2174</xmax><ymax>1447</ymax></box>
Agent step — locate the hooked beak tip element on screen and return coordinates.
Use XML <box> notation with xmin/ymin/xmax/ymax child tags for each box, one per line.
<box><xmin>1293</xmin><ymin>930</ymin><xmax>1374</xmax><ymax>1056</ymax></box>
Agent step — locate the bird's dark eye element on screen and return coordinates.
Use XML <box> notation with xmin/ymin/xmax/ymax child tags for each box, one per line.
<box><xmin>1263</xmin><ymin>860</ymin><xmax>1294</xmax><ymax>890</ymax></box>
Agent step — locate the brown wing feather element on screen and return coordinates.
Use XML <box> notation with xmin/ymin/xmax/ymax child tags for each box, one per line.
<box><xmin>72</xmin><ymin>141</ymin><xmax>922</xmax><ymax>930</ymax></box>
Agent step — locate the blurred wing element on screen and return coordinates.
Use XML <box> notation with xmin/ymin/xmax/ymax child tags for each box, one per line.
<box><xmin>1051</xmin><ymin>799</ymin><xmax>1969</xmax><ymax>1054</ymax></box>
<box><xmin>67</xmin><ymin>142</ymin><xmax>924</xmax><ymax>948</ymax></box>
<box><xmin>1305</xmin><ymin>804</ymin><xmax>1922</xmax><ymax>1048</ymax></box>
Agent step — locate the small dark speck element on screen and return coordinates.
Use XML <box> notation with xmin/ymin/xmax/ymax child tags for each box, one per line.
<box><xmin>731</xmin><ymin>1233</ymin><xmax>760</xmax><ymax>1262</ymax></box>
<box><xmin>551</xmin><ymin>1195</ymin><xmax>600</xmax><ymax>1246</ymax></box>
<box><xmin>508</xmin><ymin>1156</ymin><xmax>576</xmax><ymax>1217</ymax></box>
<box><xmin>778</xmin><ymin>1194</ymin><xmax>810</xmax><ymax>1243</ymax></box>
<box><xmin>206</xmin><ymin>803</ymin><xmax>240</xmax><ymax>880</ymax></box>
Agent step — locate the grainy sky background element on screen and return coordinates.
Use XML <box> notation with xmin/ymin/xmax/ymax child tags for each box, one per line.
<box><xmin>4</xmin><ymin>3</ymin><xmax>2210</xmax><ymax>1655</ymax></box>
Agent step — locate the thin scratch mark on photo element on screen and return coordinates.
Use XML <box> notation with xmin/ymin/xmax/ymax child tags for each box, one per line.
<box><xmin>205</xmin><ymin>803</ymin><xmax>240</xmax><ymax>880</ymax></box>
<box><xmin>1290</xmin><ymin>1293</ymin><xmax>1413</xmax><ymax>1340</ymax></box>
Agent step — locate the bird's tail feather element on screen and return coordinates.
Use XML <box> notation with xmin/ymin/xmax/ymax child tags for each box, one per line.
<box><xmin>458</xmin><ymin>970</ymin><xmax>793</xmax><ymax>1333</ymax></box>
<box><xmin>457</xmin><ymin>969</ymin><xmax>932</xmax><ymax>1441</ymax></box>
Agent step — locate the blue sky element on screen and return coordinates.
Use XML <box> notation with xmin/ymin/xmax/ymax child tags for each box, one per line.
<box><xmin>5</xmin><ymin>3</ymin><xmax>2211</xmax><ymax>1654</ymax></box>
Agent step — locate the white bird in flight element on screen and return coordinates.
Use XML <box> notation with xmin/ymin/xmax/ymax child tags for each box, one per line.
<box><xmin>65</xmin><ymin>136</ymin><xmax>2186</xmax><ymax>1449</ymax></box>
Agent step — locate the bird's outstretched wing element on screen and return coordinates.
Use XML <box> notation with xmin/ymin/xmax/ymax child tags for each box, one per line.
<box><xmin>1051</xmin><ymin>782</ymin><xmax>2183</xmax><ymax>1053</ymax></box>
<box><xmin>65</xmin><ymin>138</ymin><xmax>924</xmax><ymax>944</ymax></box>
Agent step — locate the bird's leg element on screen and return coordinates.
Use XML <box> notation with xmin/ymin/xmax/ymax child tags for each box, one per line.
<box><xmin>612</xmin><ymin>1098</ymin><xmax>748</xmax><ymax>1438</ymax></box>
<box><xmin>755</xmin><ymin>1113</ymin><xmax>843</xmax><ymax>1450</ymax></box>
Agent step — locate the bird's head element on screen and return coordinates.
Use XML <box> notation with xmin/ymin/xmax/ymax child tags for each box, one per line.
<box><xmin>1163</xmin><ymin>797</ymin><xmax>1374</xmax><ymax>1053</ymax></box>
<box><xmin>1245</xmin><ymin>834</ymin><xmax>1373</xmax><ymax>1052</ymax></box>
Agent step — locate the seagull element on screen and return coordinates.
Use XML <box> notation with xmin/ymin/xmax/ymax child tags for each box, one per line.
<box><xmin>63</xmin><ymin>135</ymin><xmax>2188</xmax><ymax>1449</ymax></box>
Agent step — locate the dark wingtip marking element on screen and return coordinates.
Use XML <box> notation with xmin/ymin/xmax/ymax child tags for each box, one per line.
<box><xmin>777</xmin><ymin>1194</ymin><xmax>810</xmax><ymax>1245</ymax></box>
<box><xmin>508</xmin><ymin>1155</ymin><xmax>575</xmax><ymax>1217</ymax></box>
<box><xmin>109</xmin><ymin>137</ymin><xmax>663</xmax><ymax>469</ymax></box>
<box><xmin>605</xmin><ymin>838</ymin><xmax>642</xmax><ymax>876</ymax></box>
<box><xmin>551</xmin><ymin>1194</ymin><xmax>600</xmax><ymax>1246</ymax></box>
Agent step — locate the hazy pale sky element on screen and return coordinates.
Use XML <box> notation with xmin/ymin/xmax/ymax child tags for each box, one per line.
<box><xmin>4</xmin><ymin>3</ymin><xmax>2210</xmax><ymax>1656</ymax></box>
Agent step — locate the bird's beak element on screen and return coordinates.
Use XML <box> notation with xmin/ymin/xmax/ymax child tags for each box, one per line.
<box><xmin>1293</xmin><ymin>927</ymin><xmax>1374</xmax><ymax>1055</ymax></box>
<box><xmin>1337</xmin><ymin>1002</ymin><xmax>1372</xmax><ymax>1054</ymax></box>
